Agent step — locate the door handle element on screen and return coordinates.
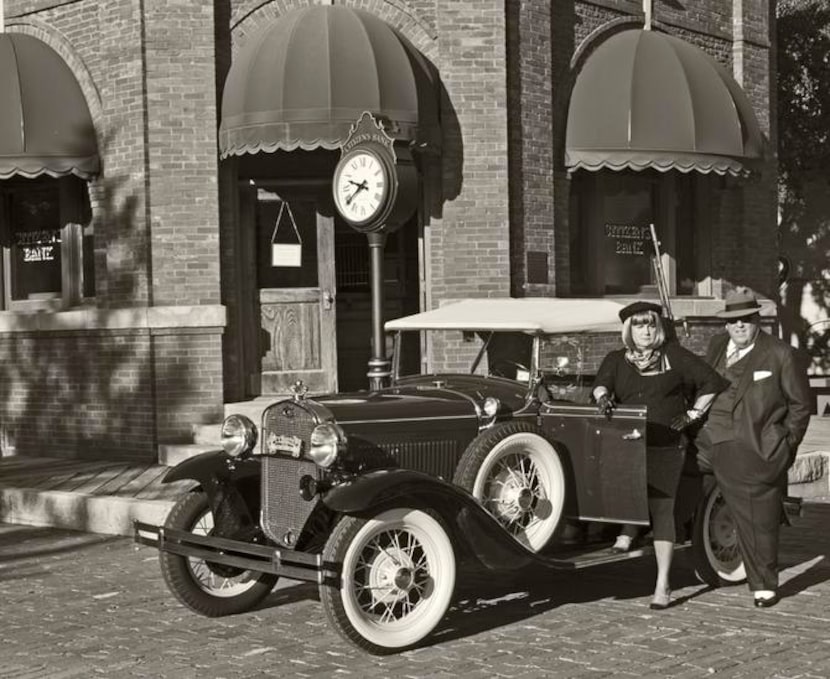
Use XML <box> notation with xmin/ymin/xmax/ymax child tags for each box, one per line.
<box><xmin>322</xmin><ymin>290</ymin><xmax>335</xmax><ymax>310</ymax></box>
<box><xmin>622</xmin><ymin>428</ymin><xmax>642</xmax><ymax>441</ymax></box>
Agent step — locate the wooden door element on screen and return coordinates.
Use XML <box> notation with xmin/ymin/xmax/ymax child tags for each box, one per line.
<box><xmin>256</xmin><ymin>190</ymin><xmax>337</xmax><ymax>395</ymax></box>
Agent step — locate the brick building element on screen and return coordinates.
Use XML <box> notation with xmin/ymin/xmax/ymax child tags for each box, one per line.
<box><xmin>0</xmin><ymin>0</ymin><xmax>777</xmax><ymax>461</ymax></box>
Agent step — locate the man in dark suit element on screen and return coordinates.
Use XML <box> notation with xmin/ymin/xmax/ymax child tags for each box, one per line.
<box><xmin>697</xmin><ymin>287</ymin><xmax>812</xmax><ymax>607</ymax></box>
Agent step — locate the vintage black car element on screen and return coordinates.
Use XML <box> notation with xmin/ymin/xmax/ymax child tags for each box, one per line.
<box><xmin>135</xmin><ymin>298</ymin><xmax>757</xmax><ymax>654</ymax></box>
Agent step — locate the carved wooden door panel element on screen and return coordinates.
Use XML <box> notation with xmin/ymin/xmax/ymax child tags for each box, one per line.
<box><xmin>257</xmin><ymin>191</ymin><xmax>337</xmax><ymax>395</ymax></box>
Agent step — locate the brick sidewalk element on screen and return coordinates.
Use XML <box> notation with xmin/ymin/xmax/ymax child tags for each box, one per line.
<box><xmin>1</xmin><ymin>502</ymin><xmax>829</xmax><ymax>678</ymax></box>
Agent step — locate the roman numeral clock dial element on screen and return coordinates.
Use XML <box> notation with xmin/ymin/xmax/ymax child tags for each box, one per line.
<box><xmin>333</xmin><ymin>148</ymin><xmax>392</xmax><ymax>230</ymax></box>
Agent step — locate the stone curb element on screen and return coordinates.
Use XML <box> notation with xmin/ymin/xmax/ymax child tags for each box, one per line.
<box><xmin>0</xmin><ymin>488</ymin><xmax>178</xmax><ymax>537</ymax></box>
<box><xmin>789</xmin><ymin>451</ymin><xmax>830</xmax><ymax>499</ymax></box>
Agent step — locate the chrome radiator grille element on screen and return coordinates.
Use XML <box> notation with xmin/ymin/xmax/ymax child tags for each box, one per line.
<box><xmin>262</xmin><ymin>401</ymin><xmax>318</xmax><ymax>451</ymax></box>
<box><xmin>262</xmin><ymin>456</ymin><xmax>320</xmax><ymax>547</ymax></box>
<box><xmin>260</xmin><ymin>401</ymin><xmax>321</xmax><ymax>547</ymax></box>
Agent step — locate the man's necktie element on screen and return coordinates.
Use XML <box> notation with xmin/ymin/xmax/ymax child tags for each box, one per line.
<box><xmin>726</xmin><ymin>349</ymin><xmax>741</xmax><ymax>367</ymax></box>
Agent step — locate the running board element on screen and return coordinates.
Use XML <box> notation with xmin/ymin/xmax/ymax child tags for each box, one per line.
<box><xmin>538</xmin><ymin>540</ymin><xmax>691</xmax><ymax>570</ymax></box>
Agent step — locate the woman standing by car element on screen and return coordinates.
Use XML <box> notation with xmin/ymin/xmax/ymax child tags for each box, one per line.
<box><xmin>592</xmin><ymin>301</ymin><xmax>728</xmax><ymax>610</ymax></box>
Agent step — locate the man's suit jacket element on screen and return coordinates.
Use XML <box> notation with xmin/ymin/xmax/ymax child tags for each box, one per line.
<box><xmin>705</xmin><ymin>330</ymin><xmax>812</xmax><ymax>464</ymax></box>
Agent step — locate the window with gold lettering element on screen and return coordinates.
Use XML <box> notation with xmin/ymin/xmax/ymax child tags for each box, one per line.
<box><xmin>568</xmin><ymin>171</ymin><xmax>710</xmax><ymax>297</ymax></box>
<box><xmin>9</xmin><ymin>187</ymin><xmax>62</xmax><ymax>300</ymax></box>
<box><xmin>0</xmin><ymin>177</ymin><xmax>93</xmax><ymax>309</ymax></box>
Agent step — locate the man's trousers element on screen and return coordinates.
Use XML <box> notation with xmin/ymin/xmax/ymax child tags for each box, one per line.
<box><xmin>710</xmin><ymin>440</ymin><xmax>789</xmax><ymax>591</ymax></box>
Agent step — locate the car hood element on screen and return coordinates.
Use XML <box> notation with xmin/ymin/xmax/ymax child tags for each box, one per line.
<box><xmin>312</xmin><ymin>375</ymin><xmax>528</xmax><ymax>423</ymax></box>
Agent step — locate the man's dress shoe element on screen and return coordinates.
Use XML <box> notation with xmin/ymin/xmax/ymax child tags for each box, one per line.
<box><xmin>753</xmin><ymin>593</ymin><xmax>780</xmax><ymax>608</ymax></box>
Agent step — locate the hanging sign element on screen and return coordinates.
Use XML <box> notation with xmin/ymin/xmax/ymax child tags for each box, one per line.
<box><xmin>270</xmin><ymin>202</ymin><xmax>302</xmax><ymax>267</ymax></box>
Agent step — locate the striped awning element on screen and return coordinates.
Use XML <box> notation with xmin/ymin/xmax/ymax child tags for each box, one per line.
<box><xmin>566</xmin><ymin>30</ymin><xmax>764</xmax><ymax>176</ymax></box>
<box><xmin>219</xmin><ymin>5</ymin><xmax>440</xmax><ymax>156</ymax></box>
<box><xmin>0</xmin><ymin>34</ymin><xmax>99</xmax><ymax>179</ymax></box>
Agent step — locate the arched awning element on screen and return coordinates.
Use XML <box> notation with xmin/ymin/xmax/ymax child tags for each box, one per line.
<box><xmin>219</xmin><ymin>6</ymin><xmax>440</xmax><ymax>157</ymax></box>
<box><xmin>0</xmin><ymin>34</ymin><xmax>99</xmax><ymax>179</ymax></box>
<box><xmin>565</xmin><ymin>30</ymin><xmax>764</xmax><ymax>176</ymax></box>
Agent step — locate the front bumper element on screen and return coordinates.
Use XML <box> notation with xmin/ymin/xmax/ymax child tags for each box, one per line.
<box><xmin>134</xmin><ymin>521</ymin><xmax>339</xmax><ymax>585</ymax></box>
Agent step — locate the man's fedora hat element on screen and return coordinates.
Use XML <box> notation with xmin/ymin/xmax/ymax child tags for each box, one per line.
<box><xmin>619</xmin><ymin>301</ymin><xmax>663</xmax><ymax>323</ymax></box>
<box><xmin>717</xmin><ymin>286</ymin><xmax>763</xmax><ymax>319</ymax></box>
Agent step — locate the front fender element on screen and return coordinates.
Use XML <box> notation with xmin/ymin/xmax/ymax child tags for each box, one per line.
<box><xmin>162</xmin><ymin>452</ymin><xmax>261</xmax><ymax>526</ymax></box>
<box><xmin>163</xmin><ymin>450</ymin><xmax>228</xmax><ymax>486</ymax></box>
<box><xmin>323</xmin><ymin>469</ymin><xmax>540</xmax><ymax>571</ymax></box>
<box><xmin>163</xmin><ymin>451</ymin><xmax>260</xmax><ymax>488</ymax></box>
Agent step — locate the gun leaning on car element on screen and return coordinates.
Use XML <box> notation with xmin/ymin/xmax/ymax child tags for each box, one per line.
<box><xmin>649</xmin><ymin>223</ymin><xmax>689</xmax><ymax>338</ymax></box>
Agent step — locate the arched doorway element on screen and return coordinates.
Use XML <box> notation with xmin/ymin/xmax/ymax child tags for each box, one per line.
<box><xmin>218</xmin><ymin>6</ymin><xmax>439</xmax><ymax>397</ymax></box>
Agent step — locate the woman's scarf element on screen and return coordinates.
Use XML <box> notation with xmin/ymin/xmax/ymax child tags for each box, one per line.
<box><xmin>624</xmin><ymin>347</ymin><xmax>663</xmax><ymax>374</ymax></box>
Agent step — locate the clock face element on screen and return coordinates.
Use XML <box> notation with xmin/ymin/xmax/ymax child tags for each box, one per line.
<box><xmin>333</xmin><ymin>150</ymin><xmax>389</xmax><ymax>225</ymax></box>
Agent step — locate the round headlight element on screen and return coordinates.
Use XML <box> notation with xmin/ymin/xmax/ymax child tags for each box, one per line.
<box><xmin>482</xmin><ymin>396</ymin><xmax>500</xmax><ymax>418</ymax></box>
<box><xmin>221</xmin><ymin>415</ymin><xmax>257</xmax><ymax>458</ymax></box>
<box><xmin>309</xmin><ymin>422</ymin><xmax>345</xmax><ymax>468</ymax></box>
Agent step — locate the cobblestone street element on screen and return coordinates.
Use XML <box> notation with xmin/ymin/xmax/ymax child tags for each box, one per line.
<box><xmin>1</xmin><ymin>503</ymin><xmax>829</xmax><ymax>679</ymax></box>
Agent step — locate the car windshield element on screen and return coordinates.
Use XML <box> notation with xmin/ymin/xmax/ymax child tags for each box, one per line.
<box><xmin>386</xmin><ymin>299</ymin><xmax>622</xmax><ymax>405</ymax></box>
<box><xmin>394</xmin><ymin>329</ymin><xmax>594</xmax><ymax>404</ymax></box>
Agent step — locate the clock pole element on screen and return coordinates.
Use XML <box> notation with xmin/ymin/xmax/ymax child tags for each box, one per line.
<box><xmin>332</xmin><ymin>112</ymin><xmax>417</xmax><ymax>391</ymax></box>
<box><xmin>366</xmin><ymin>231</ymin><xmax>390</xmax><ymax>390</ymax></box>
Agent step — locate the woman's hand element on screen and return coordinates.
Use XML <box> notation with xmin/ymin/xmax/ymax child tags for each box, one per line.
<box><xmin>596</xmin><ymin>393</ymin><xmax>615</xmax><ymax>419</ymax></box>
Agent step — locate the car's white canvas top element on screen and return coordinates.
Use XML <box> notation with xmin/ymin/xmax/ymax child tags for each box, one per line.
<box><xmin>385</xmin><ymin>298</ymin><xmax>628</xmax><ymax>334</ymax></box>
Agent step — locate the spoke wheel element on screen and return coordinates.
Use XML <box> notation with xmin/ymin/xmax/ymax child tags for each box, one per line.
<box><xmin>692</xmin><ymin>484</ymin><xmax>746</xmax><ymax>586</ymax></box>
<box><xmin>454</xmin><ymin>422</ymin><xmax>566</xmax><ymax>552</ymax></box>
<box><xmin>320</xmin><ymin>508</ymin><xmax>456</xmax><ymax>655</ymax></box>
<box><xmin>159</xmin><ymin>491</ymin><xmax>277</xmax><ymax>616</ymax></box>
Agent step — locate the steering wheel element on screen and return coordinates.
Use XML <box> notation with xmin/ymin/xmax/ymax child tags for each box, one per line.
<box><xmin>490</xmin><ymin>359</ymin><xmax>529</xmax><ymax>380</ymax></box>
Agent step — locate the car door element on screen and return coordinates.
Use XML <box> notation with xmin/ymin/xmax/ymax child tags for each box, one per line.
<box><xmin>539</xmin><ymin>403</ymin><xmax>649</xmax><ymax>524</ymax></box>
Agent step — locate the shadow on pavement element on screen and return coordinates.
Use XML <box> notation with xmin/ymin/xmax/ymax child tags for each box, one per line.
<box><xmin>779</xmin><ymin>555</ymin><xmax>828</xmax><ymax>602</ymax></box>
<box><xmin>256</xmin><ymin>581</ymin><xmax>319</xmax><ymax>610</ymax></box>
<box><xmin>0</xmin><ymin>524</ymin><xmax>120</xmax><ymax>584</ymax></box>
<box><xmin>0</xmin><ymin>525</ymin><xmax>117</xmax><ymax>564</ymax></box>
<box><xmin>430</xmin><ymin>552</ymin><xmax>704</xmax><ymax>646</ymax></box>
<box><xmin>428</xmin><ymin>501</ymin><xmax>830</xmax><ymax>648</ymax></box>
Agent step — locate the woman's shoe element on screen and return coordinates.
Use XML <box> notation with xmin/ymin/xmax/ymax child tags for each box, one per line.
<box><xmin>649</xmin><ymin>589</ymin><xmax>672</xmax><ymax>610</ymax></box>
<box><xmin>609</xmin><ymin>534</ymin><xmax>633</xmax><ymax>554</ymax></box>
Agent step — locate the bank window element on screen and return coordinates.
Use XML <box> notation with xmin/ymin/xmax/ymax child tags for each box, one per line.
<box><xmin>0</xmin><ymin>176</ymin><xmax>94</xmax><ymax>309</ymax></box>
<box><xmin>568</xmin><ymin>171</ymin><xmax>711</xmax><ymax>297</ymax></box>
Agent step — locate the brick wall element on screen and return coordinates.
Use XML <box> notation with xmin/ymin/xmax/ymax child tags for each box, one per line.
<box><xmin>506</xmin><ymin>1</ymin><xmax>556</xmax><ymax>296</ymax></box>
<box><xmin>431</xmin><ymin>0</ymin><xmax>510</xmax><ymax>303</ymax></box>
<box><xmin>428</xmin><ymin>0</ymin><xmax>511</xmax><ymax>371</ymax></box>
<box><xmin>152</xmin><ymin>331</ymin><xmax>225</xmax><ymax>443</ymax></box>
<box><xmin>0</xmin><ymin>332</ymin><xmax>155</xmax><ymax>459</ymax></box>
<box><xmin>144</xmin><ymin>0</ymin><xmax>221</xmax><ymax>307</ymax></box>
<box><xmin>0</xmin><ymin>328</ymin><xmax>224</xmax><ymax>459</ymax></box>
